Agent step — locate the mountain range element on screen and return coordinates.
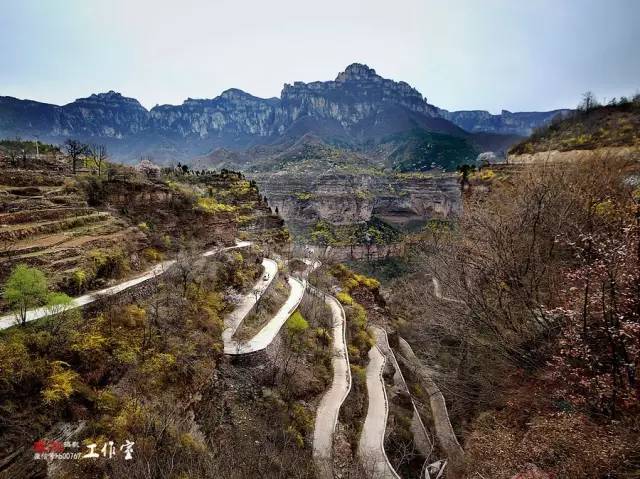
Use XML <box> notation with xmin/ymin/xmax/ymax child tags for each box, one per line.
<box><xmin>0</xmin><ymin>64</ymin><xmax>570</xmax><ymax>170</ymax></box>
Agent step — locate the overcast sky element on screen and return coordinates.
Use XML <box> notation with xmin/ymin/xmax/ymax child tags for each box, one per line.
<box><xmin>1</xmin><ymin>0</ymin><xmax>638</xmax><ymax>113</ymax></box>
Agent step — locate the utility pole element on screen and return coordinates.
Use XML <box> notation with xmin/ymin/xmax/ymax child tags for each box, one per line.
<box><xmin>35</xmin><ymin>137</ymin><xmax>39</xmax><ymax>159</ymax></box>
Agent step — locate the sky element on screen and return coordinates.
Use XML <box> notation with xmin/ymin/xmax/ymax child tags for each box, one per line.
<box><xmin>1</xmin><ymin>0</ymin><xmax>638</xmax><ymax>113</ymax></box>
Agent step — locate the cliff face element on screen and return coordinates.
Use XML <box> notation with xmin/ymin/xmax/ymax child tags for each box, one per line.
<box><xmin>280</xmin><ymin>64</ymin><xmax>440</xmax><ymax>126</ymax></box>
<box><xmin>57</xmin><ymin>91</ymin><xmax>150</xmax><ymax>138</ymax></box>
<box><xmin>251</xmin><ymin>171</ymin><xmax>461</xmax><ymax>231</ymax></box>
<box><xmin>150</xmin><ymin>89</ymin><xmax>280</xmax><ymax>139</ymax></box>
<box><xmin>0</xmin><ymin>64</ymin><xmax>565</xmax><ymax>165</ymax></box>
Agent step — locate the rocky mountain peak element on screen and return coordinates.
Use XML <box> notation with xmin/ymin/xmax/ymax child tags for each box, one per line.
<box><xmin>335</xmin><ymin>63</ymin><xmax>380</xmax><ymax>82</ymax></box>
<box><xmin>93</xmin><ymin>90</ymin><xmax>123</xmax><ymax>99</ymax></box>
<box><xmin>219</xmin><ymin>88</ymin><xmax>254</xmax><ymax>100</ymax></box>
<box><xmin>70</xmin><ymin>90</ymin><xmax>147</xmax><ymax>111</ymax></box>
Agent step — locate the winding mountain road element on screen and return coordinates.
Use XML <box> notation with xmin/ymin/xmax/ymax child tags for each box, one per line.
<box><xmin>359</xmin><ymin>326</ymin><xmax>401</xmax><ymax>479</ymax></box>
<box><xmin>376</xmin><ymin>327</ymin><xmax>432</xmax><ymax>460</ymax></box>
<box><xmin>224</xmin><ymin>275</ymin><xmax>306</xmax><ymax>355</ymax></box>
<box><xmin>0</xmin><ymin>241</ymin><xmax>252</xmax><ymax>330</ymax></box>
<box><xmin>311</xmin><ymin>288</ymin><xmax>351</xmax><ymax>479</ymax></box>
<box><xmin>221</xmin><ymin>257</ymin><xmax>278</xmax><ymax>346</ymax></box>
<box><xmin>397</xmin><ymin>337</ymin><xmax>464</xmax><ymax>476</ymax></box>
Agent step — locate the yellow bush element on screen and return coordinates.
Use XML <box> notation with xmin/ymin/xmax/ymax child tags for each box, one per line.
<box><xmin>336</xmin><ymin>291</ymin><xmax>353</xmax><ymax>305</ymax></box>
<box><xmin>355</xmin><ymin>329</ymin><xmax>374</xmax><ymax>350</ymax></box>
<box><xmin>95</xmin><ymin>390</ymin><xmax>119</xmax><ymax>412</ymax></box>
<box><xmin>347</xmin><ymin>345</ymin><xmax>360</xmax><ymax>358</ymax></box>
<box><xmin>140</xmin><ymin>353</ymin><xmax>176</xmax><ymax>388</ymax></box>
<box><xmin>196</xmin><ymin>197</ymin><xmax>237</xmax><ymax>214</ymax></box>
<box><xmin>350</xmin><ymin>303</ymin><xmax>367</xmax><ymax>329</ymax></box>
<box><xmin>230</xmin><ymin>179</ymin><xmax>252</xmax><ymax>195</ymax></box>
<box><xmin>122</xmin><ymin>304</ymin><xmax>146</xmax><ymax>328</ymax></box>
<box><xmin>113</xmin><ymin>400</ymin><xmax>145</xmax><ymax>436</ymax></box>
<box><xmin>353</xmin><ymin>273</ymin><xmax>380</xmax><ymax>290</ymax></box>
<box><xmin>478</xmin><ymin>168</ymin><xmax>496</xmax><ymax>181</ymax></box>
<box><xmin>143</xmin><ymin>247</ymin><xmax>163</xmax><ymax>262</ymax></box>
<box><xmin>113</xmin><ymin>342</ymin><xmax>139</xmax><ymax>364</ymax></box>
<box><xmin>42</xmin><ymin>361</ymin><xmax>78</xmax><ymax>404</ymax></box>
<box><xmin>71</xmin><ymin>331</ymin><xmax>108</xmax><ymax>353</ymax></box>
<box><xmin>180</xmin><ymin>433</ymin><xmax>207</xmax><ymax>453</ymax></box>
<box><xmin>593</xmin><ymin>199</ymin><xmax>615</xmax><ymax>217</ymax></box>
<box><xmin>343</xmin><ymin>278</ymin><xmax>359</xmax><ymax>290</ymax></box>
<box><xmin>291</xmin><ymin>403</ymin><xmax>314</xmax><ymax>432</ymax></box>
<box><xmin>72</xmin><ymin>269</ymin><xmax>88</xmax><ymax>291</ymax></box>
<box><xmin>295</xmin><ymin>192</ymin><xmax>312</xmax><ymax>201</ymax></box>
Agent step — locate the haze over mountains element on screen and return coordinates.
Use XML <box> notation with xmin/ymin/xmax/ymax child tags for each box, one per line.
<box><xmin>0</xmin><ymin>63</ymin><xmax>569</xmax><ymax>169</ymax></box>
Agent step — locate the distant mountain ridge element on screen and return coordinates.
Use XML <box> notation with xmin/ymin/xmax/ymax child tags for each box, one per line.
<box><xmin>0</xmin><ymin>63</ymin><xmax>568</xmax><ymax>168</ymax></box>
<box><xmin>438</xmin><ymin>108</ymin><xmax>573</xmax><ymax>136</ymax></box>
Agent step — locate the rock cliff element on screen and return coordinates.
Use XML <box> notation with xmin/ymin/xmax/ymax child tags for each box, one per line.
<box><xmin>0</xmin><ymin>64</ymin><xmax>566</xmax><ymax>166</ymax></box>
<box><xmin>251</xmin><ymin>170</ymin><xmax>461</xmax><ymax>232</ymax></box>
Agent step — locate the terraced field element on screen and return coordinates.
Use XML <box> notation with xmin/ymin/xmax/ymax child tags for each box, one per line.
<box><xmin>0</xmin><ymin>169</ymin><xmax>146</xmax><ymax>293</ymax></box>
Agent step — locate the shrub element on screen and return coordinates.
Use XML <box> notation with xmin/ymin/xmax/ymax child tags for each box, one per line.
<box><xmin>139</xmin><ymin>353</ymin><xmax>177</xmax><ymax>388</ymax></box>
<box><xmin>44</xmin><ymin>292</ymin><xmax>74</xmax><ymax>318</ymax></box>
<box><xmin>336</xmin><ymin>291</ymin><xmax>353</xmax><ymax>305</ymax></box>
<box><xmin>70</xmin><ymin>269</ymin><xmax>90</xmax><ymax>294</ymax></box>
<box><xmin>315</xmin><ymin>327</ymin><xmax>331</xmax><ymax>348</ymax></box>
<box><xmin>143</xmin><ymin>247</ymin><xmax>164</xmax><ymax>262</ymax></box>
<box><xmin>89</xmin><ymin>248</ymin><xmax>130</xmax><ymax>280</ymax></box>
<box><xmin>286</xmin><ymin>310</ymin><xmax>309</xmax><ymax>336</ymax></box>
<box><xmin>350</xmin><ymin>364</ymin><xmax>366</xmax><ymax>384</ymax></box>
<box><xmin>196</xmin><ymin>197</ymin><xmax>237</xmax><ymax>214</ymax></box>
<box><xmin>478</xmin><ymin>168</ymin><xmax>496</xmax><ymax>181</ymax></box>
<box><xmin>295</xmin><ymin>192</ymin><xmax>312</xmax><ymax>201</ymax></box>
<box><xmin>42</xmin><ymin>361</ymin><xmax>78</xmax><ymax>404</ymax></box>
<box><xmin>122</xmin><ymin>304</ymin><xmax>146</xmax><ymax>328</ymax></box>
<box><xmin>3</xmin><ymin>264</ymin><xmax>49</xmax><ymax>325</ymax></box>
<box><xmin>353</xmin><ymin>273</ymin><xmax>380</xmax><ymax>291</ymax></box>
<box><xmin>347</xmin><ymin>345</ymin><xmax>361</xmax><ymax>358</ymax></box>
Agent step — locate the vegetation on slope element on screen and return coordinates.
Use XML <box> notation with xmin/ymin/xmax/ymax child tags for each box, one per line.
<box><xmin>381</xmin><ymin>128</ymin><xmax>479</xmax><ymax>172</ymax></box>
<box><xmin>388</xmin><ymin>153</ymin><xmax>640</xmax><ymax>477</ymax></box>
<box><xmin>0</xmin><ymin>139</ymin><xmax>342</xmax><ymax>479</ymax></box>
<box><xmin>511</xmin><ymin>94</ymin><xmax>640</xmax><ymax>154</ymax></box>
<box><xmin>0</xmin><ymin>142</ymin><xmax>284</xmax><ymax>305</ymax></box>
<box><xmin>309</xmin><ymin>217</ymin><xmax>401</xmax><ymax>251</ymax></box>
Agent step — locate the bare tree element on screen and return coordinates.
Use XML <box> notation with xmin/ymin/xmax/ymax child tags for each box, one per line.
<box><xmin>579</xmin><ymin>91</ymin><xmax>599</xmax><ymax>112</ymax></box>
<box><xmin>6</xmin><ymin>147</ymin><xmax>18</xmax><ymax>167</ymax></box>
<box><xmin>90</xmin><ymin>144</ymin><xmax>108</xmax><ymax>176</ymax></box>
<box><xmin>64</xmin><ymin>139</ymin><xmax>89</xmax><ymax>174</ymax></box>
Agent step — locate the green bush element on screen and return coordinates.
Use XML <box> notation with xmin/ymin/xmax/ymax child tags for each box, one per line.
<box><xmin>3</xmin><ymin>264</ymin><xmax>49</xmax><ymax>325</ymax></box>
<box><xmin>286</xmin><ymin>310</ymin><xmax>309</xmax><ymax>335</ymax></box>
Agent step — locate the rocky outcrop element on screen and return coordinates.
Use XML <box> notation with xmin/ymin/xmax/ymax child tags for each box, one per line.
<box><xmin>251</xmin><ymin>171</ymin><xmax>461</xmax><ymax>229</ymax></box>
<box><xmin>281</xmin><ymin>63</ymin><xmax>440</xmax><ymax>126</ymax></box>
